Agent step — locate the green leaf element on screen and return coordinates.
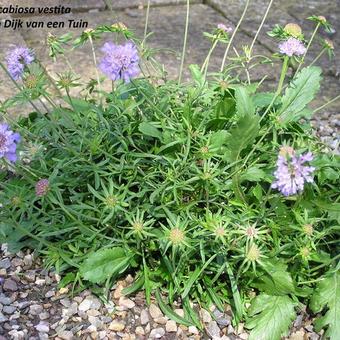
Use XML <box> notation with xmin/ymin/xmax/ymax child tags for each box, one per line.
<box><xmin>240</xmin><ymin>166</ymin><xmax>266</xmax><ymax>182</ymax></box>
<box><xmin>224</xmin><ymin>114</ymin><xmax>260</xmax><ymax>161</ymax></box>
<box><xmin>254</xmin><ymin>259</ymin><xmax>296</xmax><ymax>295</ymax></box>
<box><xmin>139</xmin><ymin>122</ymin><xmax>162</xmax><ymax>140</ymax></box>
<box><xmin>189</xmin><ymin>64</ymin><xmax>204</xmax><ymax>86</ymax></box>
<box><xmin>181</xmin><ymin>254</ymin><xmax>216</xmax><ymax>299</ymax></box>
<box><xmin>310</xmin><ymin>270</ymin><xmax>340</xmax><ymax>339</ymax></box>
<box><xmin>246</xmin><ymin>294</ymin><xmax>297</xmax><ymax>340</ymax></box>
<box><xmin>235</xmin><ymin>86</ymin><xmax>255</xmax><ymax>116</ymax></box>
<box><xmin>155</xmin><ymin>290</ymin><xmax>193</xmax><ymax>326</ymax></box>
<box><xmin>80</xmin><ymin>247</ymin><xmax>131</xmax><ymax>284</ymax></box>
<box><xmin>278</xmin><ymin>66</ymin><xmax>322</xmax><ymax>125</ymax></box>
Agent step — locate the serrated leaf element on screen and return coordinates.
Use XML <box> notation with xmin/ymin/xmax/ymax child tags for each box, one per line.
<box><xmin>254</xmin><ymin>259</ymin><xmax>296</xmax><ymax>295</ymax></box>
<box><xmin>138</xmin><ymin>122</ymin><xmax>162</xmax><ymax>140</ymax></box>
<box><xmin>278</xmin><ymin>66</ymin><xmax>322</xmax><ymax>125</ymax></box>
<box><xmin>80</xmin><ymin>247</ymin><xmax>131</xmax><ymax>284</ymax></box>
<box><xmin>224</xmin><ymin>114</ymin><xmax>259</xmax><ymax>161</ymax></box>
<box><xmin>310</xmin><ymin>270</ymin><xmax>340</xmax><ymax>339</ymax></box>
<box><xmin>246</xmin><ymin>294</ymin><xmax>296</xmax><ymax>340</ymax></box>
<box><xmin>240</xmin><ymin>166</ymin><xmax>266</xmax><ymax>182</ymax></box>
<box><xmin>235</xmin><ymin>86</ymin><xmax>255</xmax><ymax>116</ymax></box>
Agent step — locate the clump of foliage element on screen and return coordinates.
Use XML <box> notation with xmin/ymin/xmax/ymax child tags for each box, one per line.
<box><xmin>0</xmin><ymin>8</ymin><xmax>339</xmax><ymax>340</ymax></box>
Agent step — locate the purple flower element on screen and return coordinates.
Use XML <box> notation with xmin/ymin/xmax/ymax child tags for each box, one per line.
<box><xmin>35</xmin><ymin>179</ymin><xmax>49</xmax><ymax>197</ymax></box>
<box><xmin>99</xmin><ymin>41</ymin><xmax>139</xmax><ymax>83</ymax></box>
<box><xmin>271</xmin><ymin>146</ymin><xmax>315</xmax><ymax>196</ymax></box>
<box><xmin>6</xmin><ymin>46</ymin><xmax>34</xmax><ymax>80</ymax></box>
<box><xmin>0</xmin><ymin>123</ymin><xmax>21</xmax><ymax>163</ymax></box>
<box><xmin>217</xmin><ymin>23</ymin><xmax>232</xmax><ymax>33</ymax></box>
<box><xmin>278</xmin><ymin>37</ymin><xmax>306</xmax><ymax>57</ymax></box>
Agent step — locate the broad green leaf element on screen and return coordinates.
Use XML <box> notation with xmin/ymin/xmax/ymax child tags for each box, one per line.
<box><xmin>235</xmin><ymin>86</ymin><xmax>255</xmax><ymax>116</ymax></box>
<box><xmin>246</xmin><ymin>294</ymin><xmax>297</xmax><ymax>340</ymax></box>
<box><xmin>310</xmin><ymin>270</ymin><xmax>340</xmax><ymax>339</ymax></box>
<box><xmin>278</xmin><ymin>66</ymin><xmax>322</xmax><ymax>125</ymax></box>
<box><xmin>80</xmin><ymin>247</ymin><xmax>131</xmax><ymax>284</ymax></box>
<box><xmin>224</xmin><ymin>114</ymin><xmax>260</xmax><ymax>161</ymax></box>
<box><xmin>254</xmin><ymin>259</ymin><xmax>296</xmax><ymax>295</ymax></box>
<box><xmin>253</xmin><ymin>92</ymin><xmax>277</xmax><ymax>108</ymax></box>
<box><xmin>209</xmin><ymin>130</ymin><xmax>229</xmax><ymax>151</ymax></box>
<box><xmin>240</xmin><ymin>166</ymin><xmax>267</xmax><ymax>182</ymax></box>
<box><xmin>139</xmin><ymin>122</ymin><xmax>162</xmax><ymax>140</ymax></box>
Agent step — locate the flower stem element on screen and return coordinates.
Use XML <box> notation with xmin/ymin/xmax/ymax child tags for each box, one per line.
<box><xmin>276</xmin><ymin>56</ymin><xmax>289</xmax><ymax>96</ymax></box>
<box><xmin>178</xmin><ymin>0</ymin><xmax>190</xmax><ymax>84</ymax></box>
<box><xmin>0</xmin><ymin>61</ymin><xmax>42</xmax><ymax>115</ymax></box>
<box><xmin>220</xmin><ymin>0</ymin><xmax>250</xmax><ymax>73</ymax></box>
<box><xmin>249</xmin><ymin>0</ymin><xmax>274</xmax><ymax>54</ymax></box>
<box><xmin>313</xmin><ymin>93</ymin><xmax>340</xmax><ymax>113</ymax></box>
<box><xmin>201</xmin><ymin>38</ymin><xmax>219</xmax><ymax>78</ymax></box>
<box><xmin>295</xmin><ymin>22</ymin><xmax>321</xmax><ymax>75</ymax></box>
<box><xmin>309</xmin><ymin>48</ymin><xmax>326</xmax><ymax>67</ymax></box>
<box><xmin>88</xmin><ymin>35</ymin><xmax>102</xmax><ymax>96</ymax></box>
<box><xmin>143</xmin><ymin>0</ymin><xmax>151</xmax><ymax>45</ymax></box>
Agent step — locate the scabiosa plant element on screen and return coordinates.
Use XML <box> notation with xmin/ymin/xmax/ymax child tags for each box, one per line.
<box><xmin>278</xmin><ymin>37</ymin><xmax>306</xmax><ymax>57</ymax></box>
<box><xmin>271</xmin><ymin>146</ymin><xmax>315</xmax><ymax>196</ymax></box>
<box><xmin>6</xmin><ymin>46</ymin><xmax>34</xmax><ymax>80</ymax></box>
<box><xmin>99</xmin><ymin>41</ymin><xmax>139</xmax><ymax>83</ymax></box>
<box><xmin>35</xmin><ymin>179</ymin><xmax>49</xmax><ymax>197</ymax></box>
<box><xmin>0</xmin><ymin>123</ymin><xmax>20</xmax><ymax>163</ymax></box>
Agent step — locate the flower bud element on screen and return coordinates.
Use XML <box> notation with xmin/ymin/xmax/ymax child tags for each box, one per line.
<box><xmin>284</xmin><ymin>23</ymin><xmax>302</xmax><ymax>38</ymax></box>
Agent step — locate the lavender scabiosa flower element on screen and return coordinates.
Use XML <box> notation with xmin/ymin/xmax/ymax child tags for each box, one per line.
<box><xmin>6</xmin><ymin>46</ymin><xmax>34</xmax><ymax>80</ymax></box>
<box><xmin>271</xmin><ymin>146</ymin><xmax>315</xmax><ymax>196</ymax></box>
<box><xmin>217</xmin><ymin>23</ymin><xmax>232</xmax><ymax>33</ymax></box>
<box><xmin>35</xmin><ymin>179</ymin><xmax>49</xmax><ymax>197</ymax></box>
<box><xmin>99</xmin><ymin>41</ymin><xmax>139</xmax><ymax>83</ymax></box>
<box><xmin>0</xmin><ymin>123</ymin><xmax>21</xmax><ymax>163</ymax></box>
<box><xmin>278</xmin><ymin>37</ymin><xmax>306</xmax><ymax>57</ymax></box>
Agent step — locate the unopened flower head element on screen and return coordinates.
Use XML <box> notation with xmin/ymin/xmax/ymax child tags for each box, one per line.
<box><xmin>246</xmin><ymin>243</ymin><xmax>261</xmax><ymax>262</ymax></box>
<box><xmin>6</xmin><ymin>46</ymin><xmax>34</xmax><ymax>80</ymax></box>
<box><xmin>284</xmin><ymin>23</ymin><xmax>302</xmax><ymax>38</ymax></box>
<box><xmin>35</xmin><ymin>179</ymin><xmax>49</xmax><ymax>197</ymax></box>
<box><xmin>300</xmin><ymin>246</ymin><xmax>311</xmax><ymax>259</ymax></box>
<box><xmin>99</xmin><ymin>41</ymin><xmax>139</xmax><ymax>83</ymax></box>
<box><xmin>168</xmin><ymin>228</ymin><xmax>185</xmax><ymax>246</ymax></box>
<box><xmin>279</xmin><ymin>37</ymin><xmax>306</xmax><ymax>57</ymax></box>
<box><xmin>303</xmin><ymin>224</ymin><xmax>313</xmax><ymax>236</ymax></box>
<box><xmin>271</xmin><ymin>147</ymin><xmax>315</xmax><ymax>196</ymax></box>
<box><xmin>318</xmin><ymin>16</ymin><xmax>327</xmax><ymax>24</ymax></box>
<box><xmin>324</xmin><ymin>39</ymin><xmax>334</xmax><ymax>50</ymax></box>
<box><xmin>0</xmin><ymin>123</ymin><xmax>20</xmax><ymax>163</ymax></box>
<box><xmin>217</xmin><ymin>23</ymin><xmax>232</xmax><ymax>33</ymax></box>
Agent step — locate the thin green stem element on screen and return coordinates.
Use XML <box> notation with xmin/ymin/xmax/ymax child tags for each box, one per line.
<box><xmin>220</xmin><ymin>0</ymin><xmax>250</xmax><ymax>72</ymax></box>
<box><xmin>201</xmin><ymin>38</ymin><xmax>219</xmax><ymax>79</ymax></box>
<box><xmin>143</xmin><ymin>0</ymin><xmax>151</xmax><ymax>45</ymax></box>
<box><xmin>88</xmin><ymin>35</ymin><xmax>102</xmax><ymax>96</ymax></box>
<box><xmin>178</xmin><ymin>0</ymin><xmax>190</xmax><ymax>84</ymax></box>
<box><xmin>295</xmin><ymin>22</ymin><xmax>321</xmax><ymax>75</ymax></box>
<box><xmin>0</xmin><ymin>62</ymin><xmax>42</xmax><ymax>115</ymax></box>
<box><xmin>276</xmin><ymin>56</ymin><xmax>289</xmax><ymax>95</ymax></box>
<box><xmin>249</xmin><ymin>0</ymin><xmax>274</xmax><ymax>54</ymax></box>
<box><xmin>309</xmin><ymin>48</ymin><xmax>326</xmax><ymax>67</ymax></box>
<box><xmin>313</xmin><ymin>94</ymin><xmax>340</xmax><ymax>113</ymax></box>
